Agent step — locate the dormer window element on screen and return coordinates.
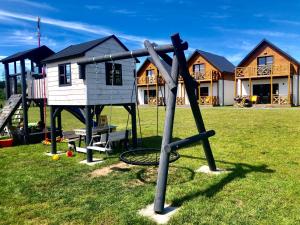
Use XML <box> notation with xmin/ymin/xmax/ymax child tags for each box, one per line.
<box><xmin>193</xmin><ymin>64</ymin><xmax>205</xmax><ymax>74</ymax></box>
<box><xmin>58</xmin><ymin>63</ymin><xmax>71</xmax><ymax>86</ymax></box>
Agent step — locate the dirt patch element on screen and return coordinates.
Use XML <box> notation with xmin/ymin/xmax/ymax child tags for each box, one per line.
<box><xmin>122</xmin><ymin>179</ymin><xmax>145</xmax><ymax>187</ymax></box>
<box><xmin>90</xmin><ymin>162</ymin><xmax>132</xmax><ymax>178</ymax></box>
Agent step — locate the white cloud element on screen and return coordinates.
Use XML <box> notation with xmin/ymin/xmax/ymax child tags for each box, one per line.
<box><xmin>225</xmin><ymin>53</ymin><xmax>244</xmax><ymax>65</ymax></box>
<box><xmin>85</xmin><ymin>5</ymin><xmax>102</xmax><ymax>10</ymax></box>
<box><xmin>213</xmin><ymin>26</ymin><xmax>300</xmax><ymax>38</ymax></box>
<box><xmin>9</xmin><ymin>0</ymin><xmax>57</xmax><ymax>11</ymax></box>
<box><xmin>0</xmin><ymin>9</ymin><xmax>169</xmax><ymax>46</ymax></box>
<box><xmin>112</xmin><ymin>9</ymin><xmax>136</xmax><ymax>15</ymax></box>
<box><xmin>270</xmin><ymin>19</ymin><xmax>300</xmax><ymax>26</ymax></box>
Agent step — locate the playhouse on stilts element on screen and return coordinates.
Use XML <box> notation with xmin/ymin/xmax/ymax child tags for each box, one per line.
<box><xmin>0</xmin><ymin>46</ymin><xmax>55</xmax><ymax>144</ymax></box>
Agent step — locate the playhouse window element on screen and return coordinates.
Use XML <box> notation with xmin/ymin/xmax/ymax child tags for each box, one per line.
<box><xmin>58</xmin><ymin>63</ymin><xmax>71</xmax><ymax>86</ymax></box>
<box><xmin>105</xmin><ymin>63</ymin><xmax>122</xmax><ymax>86</ymax></box>
<box><xmin>193</xmin><ymin>64</ymin><xmax>205</xmax><ymax>74</ymax></box>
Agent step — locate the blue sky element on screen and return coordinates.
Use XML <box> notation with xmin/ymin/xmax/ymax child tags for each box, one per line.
<box><xmin>1</xmin><ymin>0</ymin><xmax>300</xmax><ymax>80</ymax></box>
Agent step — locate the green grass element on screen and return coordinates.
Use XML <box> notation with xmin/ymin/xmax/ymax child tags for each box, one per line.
<box><xmin>0</xmin><ymin>106</ymin><xmax>300</xmax><ymax>224</ymax></box>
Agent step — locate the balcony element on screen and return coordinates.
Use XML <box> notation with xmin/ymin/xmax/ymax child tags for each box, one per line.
<box><xmin>137</xmin><ymin>76</ymin><xmax>165</xmax><ymax>86</ymax></box>
<box><xmin>235</xmin><ymin>64</ymin><xmax>292</xmax><ymax>78</ymax></box>
<box><xmin>192</xmin><ymin>70</ymin><xmax>220</xmax><ymax>81</ymax></box>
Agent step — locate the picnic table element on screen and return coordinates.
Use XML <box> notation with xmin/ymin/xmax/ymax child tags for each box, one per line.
<box><xmin>73</xmin><ymin>125</ymin><xmax>117</xmax><ymax>147</ymax></box>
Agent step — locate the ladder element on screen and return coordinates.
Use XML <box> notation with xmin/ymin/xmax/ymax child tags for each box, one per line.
<box><xmin>0</xmin><ymin>94</ymin><xmax>23</xmax><ymax>133</ymax></box>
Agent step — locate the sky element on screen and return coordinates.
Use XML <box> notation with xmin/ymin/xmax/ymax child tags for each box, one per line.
<box><xmin>1</xmin><ymin>0</ymin><xmax>300</xmax><ymax>80</ymax></box>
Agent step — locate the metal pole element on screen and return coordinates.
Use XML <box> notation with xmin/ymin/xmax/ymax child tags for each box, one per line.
<box><xmin>154</xmin><ymin>54</ymin><xmax>179</xmax><ymax>214</ymax></box>
<box><xmin>50</xmin><ymin>105</ymin><xmax>57</xmax><ymax>154</ymax></box>
<box><xmin>77</xmin><ymin>43</ymin><xmax>188</xmax><ymax>65</ymax></box>
<box><xmin>171</xmin><ymin>34</ymin><xmax>217</xmax><ymax>171</ymax></box>
<box><xmin>20</xmin><ymin>59</ymin><xmax>29</xmax><ymax>144</ymax></box>
<box><xmin>85</xmin><ymin>105</ymin><xmax>93</xmax><ymax>162</ymax></box>
<box><xmin>131</xmin><ymin>103</ymin><xmax>137</xmax><ymax>148</ymax></box>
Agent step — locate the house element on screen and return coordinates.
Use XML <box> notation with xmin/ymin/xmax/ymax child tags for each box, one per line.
<box><xmin>235</xmin><ymin>39</ymin><xmax>300</xmax><ymax>106</ymax></box>
<box><xmin>42</xmin><ymin>35</ymin><xmax>138</xmax><ymax>157</ymax></box>
<box><xmin>136</xmin><ymin>57</ymin><xmax>168</xmax><ymax>105</ymax></box>
<box><xmin>186</xmin><ymin>50</ymin><xmax>235</xmax><ymax>106</ymax></box>
<box><xmin>136</xmin><ymin>50</ymin><xmax>235</xmax><ymax>106</ymax></box>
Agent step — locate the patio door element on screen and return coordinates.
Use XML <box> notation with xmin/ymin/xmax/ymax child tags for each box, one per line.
<box><xmin>253</xmin><ymin>84</ymin><xmax>278</xmax><ymax>104</ymax></box>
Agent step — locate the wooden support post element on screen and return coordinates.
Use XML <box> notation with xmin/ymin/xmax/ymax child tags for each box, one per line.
<box><xmin>50</xmin><ymin>106</ymin><xmax>57</xmax><ymax>154</ymax></box>
<box><xmin>4</xmin><ymin>63</ymin><xmax>10</xmax><ymax>100</ymax></box>
<box><xmin>20</xmin><ymin>59</ymin><xmax>29</xmax><ymax>144</ymax></box>
<box><xmin>240</xmin><ymin>79</ymin><xmax>242</xmax><ymax>96</ymax></box>
<box><xmin>270</xmin><ymin>75</ymin><xmax>273</xmax><ymax>104</ymax></box>
<box><xmin>171</xmin><ymin>34</ymin><xmax>217</xmax><ymax>171</ymax></box>
<box><xmin>249</xmin><ymin>78</ymin><xmax>252</xmax><ymax>97</ymax></box>
<box><xmin>210</xmin><ymin>75</ymin><xmax>213</xmax><ymax>105</ymax></box>
<box><xmin>198</xmin><ymin>81</ymin><xmax>201</xmax><ymax>104</ymax></box>
<box><xmin>85</xmin><ymin>105</ymin><xmax>93</xmax><ymax>162</ymax></box>
<box><xmin>154</xmin><ymin>53</ymin><xmax>179</xmax><ymax>214</ymax></box>
<box><xmin>288</xmin><ymin>75</ymin><xmax>291</xmax><ymax>104</ymax></box>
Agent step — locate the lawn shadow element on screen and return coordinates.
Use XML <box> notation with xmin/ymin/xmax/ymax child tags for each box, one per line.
<box><xmin>172</xmin><ymin>157</ymin><xmax>275</xmax><ymax>206</ymax></box>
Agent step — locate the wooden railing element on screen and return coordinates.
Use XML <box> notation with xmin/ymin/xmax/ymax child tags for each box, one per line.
<box><xmin>272</xmin><ymin>95</ymin><xmax>290</xmax><ymax>105</ymax></box>
<box><xmin>137</xmin><ymin>76</ymin><xmax>165</xmax><ymax>85</ymax></box>
<box><xmin>27</xmin><ymin>76</ymin><xmax>47</xmax><ymax>99</ymax></box>
<box><xmin>176</xmin><ymin>97</ymin><xmax>185</xmax><ymax>105</ymax></box>
<box><xmin>198</xmin><ymin>96</ymin><xmax>219</xmax><ymax>106</ymax></box>
<box><xmin>192</xmin><ymin>70</ymin><xmax>220</xmax><ymax>81</ymax></box>
<box><xmin>235</xmin><ymin>64</ymin><xmax>291</xmax><ymax>78</ymax></box>
<box><xmin>148</xmin><ymin>97</ymin><xmax>165</xmax><ymax>106</ymax></box>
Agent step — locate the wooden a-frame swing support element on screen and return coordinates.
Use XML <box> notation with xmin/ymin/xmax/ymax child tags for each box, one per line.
<box><xmin>77</xmin><ymin>33</ymin><xmax>217</xmax><ymax>214</ymax></box>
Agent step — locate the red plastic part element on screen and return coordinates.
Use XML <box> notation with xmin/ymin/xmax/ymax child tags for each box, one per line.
<box><xmin>0</xmin><ymin>139</ymin><xmax>14</xmax><ymax>148</ymax></box>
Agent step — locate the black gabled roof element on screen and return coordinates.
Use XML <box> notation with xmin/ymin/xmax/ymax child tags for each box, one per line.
<box><xmin>137</xmin><ymin>57</ymin><xmax>171</xmax><ymax>75</ymax></box>
<box><xmin>238</xmin><ymin>39</ymin><xmax>300</xmax><ymax>67</ymax></box>
<box><xmin>42</xmin><ymin>35</ymin><xmax>137</xmax><ymax>63</ymax></box>
<box><xmin>1</xmin><ymin>45</ymin><xmax>54</xmax><ymax>64</ymax></box>
<box><xmin>187</xmin><ymin>50</ymin><xmax>235</xmax><ymax>73</ymax></box>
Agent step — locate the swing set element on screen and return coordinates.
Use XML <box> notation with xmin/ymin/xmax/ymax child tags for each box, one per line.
<box><xmin>76</xmin><ymin>33</ymin><xmax>218</xmax><ymax>214</ymax></box>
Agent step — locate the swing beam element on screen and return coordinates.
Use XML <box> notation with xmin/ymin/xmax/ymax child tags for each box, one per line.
<box><xmin>76</xmin><ymin>33</ymin><xmax>217</xmax><ymax>214</ymax></box>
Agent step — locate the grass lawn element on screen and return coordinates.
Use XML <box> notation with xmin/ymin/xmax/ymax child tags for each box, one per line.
<box><xmin>0</xmin><ymin>106</ymin><xmax>300</xmax><ymax>224</ymax></box>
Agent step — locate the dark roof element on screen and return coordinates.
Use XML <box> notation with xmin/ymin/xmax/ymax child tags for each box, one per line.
<box><xmin>187</xmin><ymin>50</ymin><xmax>235</xmax><ymax>73</ymax></box>
<box><xmin>238</xmin><ymin>39</ymin><xmax>300</xmax><ymax>67</ymax></box>
<box><xmin>137</xmin><ymin>57</ymin><xmax>171</xmax><ymax>75</ymax></box>
<box><xmin>42</xmin><ymin>35</ymin><xmax>137</xmax><ymax>63</ymax></box>
<box><xmin>1</xmin><ymin>45</ymin><xmax>54</xmax><ymax>64</ymax></box>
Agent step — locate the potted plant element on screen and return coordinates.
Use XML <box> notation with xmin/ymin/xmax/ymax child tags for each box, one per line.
<box><xmin>0</xmin><ymin>135</ymin><xmax>14</xmax><ymax>148</ymax></box>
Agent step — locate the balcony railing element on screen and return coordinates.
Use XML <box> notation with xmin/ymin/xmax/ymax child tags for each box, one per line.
<box><xmin>198</xmin><ymin>96</ymin><xmax>219</xmax><ymax>106</ymax></box>
<box><xmin>176</xmin><ymin>97</ymin><xmax>185</xmax><ymax>105</ymax></box>
<box><xmin>137</xmin><ymin>76</ymin><xmax>165</xmax><ymax>85</ymax></box>
<box><xmin>148</xmin><ymin>97</ymin><xmax>165</xmax><ymax>106</ymax></box>
<box><xmin>192</xmin><ymin>71</ymin><xmax>220</xmax><ymax>81</ymax></box>
<box><xmin>272</xmin><ymin>95</ymin><xmax>291</xmax><ymax>105</ymax></box>
<box><xmin>235</xmin><ymin>64</ymin><xmax>291</xmax><ymax>78</ymax></box>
